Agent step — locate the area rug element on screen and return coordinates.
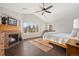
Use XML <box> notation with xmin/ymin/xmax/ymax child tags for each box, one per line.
<box><xmin>28</xmin><ymin>38</ymin><xmax>53</xmax><ymax>52</ymax></box>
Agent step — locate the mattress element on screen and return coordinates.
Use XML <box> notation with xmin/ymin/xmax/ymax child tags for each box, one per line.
<box><xmin>43</xmin><ymin>32</ymin><xmax>70</xmax><ymax>44</ymax></box>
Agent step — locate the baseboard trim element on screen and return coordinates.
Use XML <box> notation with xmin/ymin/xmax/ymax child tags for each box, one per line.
<box><xmin>22</xmin><ymin>36</ymin><xmax>42</xmax><ymax>41</ymax></box>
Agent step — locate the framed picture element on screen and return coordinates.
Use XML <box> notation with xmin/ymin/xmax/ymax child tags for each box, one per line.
<box><xmin>8</xmin><ymin>17</ymin><xmax>17</xmax><ymax>26</ymax></box>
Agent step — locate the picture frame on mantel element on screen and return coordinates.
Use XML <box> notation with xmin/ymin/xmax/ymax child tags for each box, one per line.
<box><xmin>0</xmin><ymin>15</ymin><xmax>17</xmax><ymax>26</ymax></box>
<box><xmin>8</xmin><ymin>17</ymin><xmax>17</xmax><ymax>26</ymax></box>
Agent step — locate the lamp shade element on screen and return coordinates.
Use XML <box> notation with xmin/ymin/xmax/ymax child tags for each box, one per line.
<box><xmin>73</xmin><ymin>18</ymin><xmax>79</xmax><ymax>28</ymax></box>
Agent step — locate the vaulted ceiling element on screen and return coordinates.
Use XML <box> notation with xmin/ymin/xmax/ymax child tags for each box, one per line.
<box><xmin>0</xmin><ymin>3</ymin><xmax>79</xmax><ymax>22</ymax></box>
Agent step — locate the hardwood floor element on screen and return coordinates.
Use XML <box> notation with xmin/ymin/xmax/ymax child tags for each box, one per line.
<box><xmin>5</xmin><ymin>38</ymin><xmax>66</xmax><ymax>56</ymax></box>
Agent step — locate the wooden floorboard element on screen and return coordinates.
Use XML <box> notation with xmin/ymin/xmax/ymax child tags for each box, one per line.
<box><xmin>5</xmin><ymin>38</ymin><xmax>66</xmax><ymax>56</ymax></box>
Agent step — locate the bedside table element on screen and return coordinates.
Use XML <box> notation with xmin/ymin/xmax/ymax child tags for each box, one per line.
<box><xmin>66</xmin><ymin>39</ymin><xmax>79</xmax><ymax>56</ymax></box>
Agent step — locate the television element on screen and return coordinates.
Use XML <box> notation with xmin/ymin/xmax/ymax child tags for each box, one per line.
<box><xmin>8</xmin><ymin>17</ymin><xmax>17</xmax><ymax>26</ymax></box>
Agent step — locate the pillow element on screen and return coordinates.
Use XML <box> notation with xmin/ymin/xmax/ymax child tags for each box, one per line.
<box><xmin>70</xmin><ymin>28</ymin><xmax>78</xmax><ymax>37</ymax></box>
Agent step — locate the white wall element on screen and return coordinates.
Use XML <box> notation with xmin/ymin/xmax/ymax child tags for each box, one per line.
<box><xmin>0</xmin><ymin>7</ymin><xmax>22</xmax><ymax>20</ymax></box>
<box><xmin>1</xmin><ymin>3</ymin><xmax>79</xmax><ymax>38</ymax></box>
<box><xmin>47</xmin><ymin>3</ymin><xmax>79</xmax><ymax>33</ymax></box>
<box><xmin>0</xmin><ymin>7</ymin><xmax>46</xmax><ymax>39</ymax></box>
<box><xmin>0</xmin><ymin>7</ymin><xmax>22</xmax><ymax>27</ymax></box>
<box><xmin>21</xmin><ymin>14</ymin><xmax>45</xmax><ymax>39</ymax></box>
<box><xmin>49</xmin><ymin>19</ymin><xmax>73</xmax><ymax>33</ymax></box>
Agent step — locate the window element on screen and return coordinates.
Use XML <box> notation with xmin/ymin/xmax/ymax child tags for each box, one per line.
<box><xmin>23</xmin><ymin>23</ymin><xmax>38</xmax><ymax>33</ymax></box>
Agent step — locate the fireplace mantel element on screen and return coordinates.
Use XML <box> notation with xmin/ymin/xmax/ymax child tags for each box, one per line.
<box><xmin>0</xmin><ymin>24</ymin><xmax>20</xmax><ymax>31</ymax></box>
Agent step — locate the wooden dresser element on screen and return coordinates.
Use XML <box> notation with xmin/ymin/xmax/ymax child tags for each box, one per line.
<box><xmin>66</xmin><ymin>39</ymin><xmax>79</xmax><ymax>56</ymax></box>
<box><xmin>0</xmin><ymin>32</ymin><xmax>5</xmax><ymax>56</ymax></box>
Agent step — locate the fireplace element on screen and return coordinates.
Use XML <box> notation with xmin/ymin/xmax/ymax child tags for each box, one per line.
<box><xmin>9</xmin><ymin>34</ymin><xmax>19</xmax><ymax>45</ymax></box>
<box><xmin>2</xmin><ymin>31</ymin><xmax>22</xmax><ymax>49</ymax></box>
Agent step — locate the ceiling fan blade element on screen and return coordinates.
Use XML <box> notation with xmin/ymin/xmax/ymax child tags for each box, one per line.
<box><xmin>45</xmin><ymin>10</ymin><xmax>51</xmax><ymax>13</ymax></box>
<box><xmin>35</xmin><ymin>10</ymin><xmax>42</xmax><ymax>13</ymax></box>
<box><xmin>45</xmin><ymin>5</ymin><xmax>53</xmax><ymax>10</ymax></box>
<box><xmin>42</xmin><ymin>12</ymin><xmax>45</xmax><ymax>15</ymax></box>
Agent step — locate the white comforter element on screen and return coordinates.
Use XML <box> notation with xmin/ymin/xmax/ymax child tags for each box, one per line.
<box><xmin>43</xmin><ymin>32</ymin><xmax>70</xmax><ymax>44</ymax></box>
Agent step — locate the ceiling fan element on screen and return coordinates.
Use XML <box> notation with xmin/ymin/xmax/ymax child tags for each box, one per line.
<box><xmin>36</xmin><ymin>3</ymin><xmax>53</xmax><ymax>15</ymax></box>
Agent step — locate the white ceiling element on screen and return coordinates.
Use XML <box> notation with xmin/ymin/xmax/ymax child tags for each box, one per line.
<box><xmin>0</xmin><ymin>3</ymin><xmax>79</xmax><ymax>22</ymax></box>
<box><xmin>0</xmin><ymin>3</ymin><xmax>52</xmax><ymax>14</ymax></box>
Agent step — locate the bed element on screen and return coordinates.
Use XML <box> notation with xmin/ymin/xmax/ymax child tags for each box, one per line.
<box><xmin>43</xmin><ymin>32</ymin><xmax>71</xmax><ymax>48</ymax></box>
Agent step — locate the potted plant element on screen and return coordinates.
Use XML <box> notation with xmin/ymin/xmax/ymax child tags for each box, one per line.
<box><xmin>1</xmin><ymin>16</ymin><xmax>8</xmax><ymax>24</ymax></box>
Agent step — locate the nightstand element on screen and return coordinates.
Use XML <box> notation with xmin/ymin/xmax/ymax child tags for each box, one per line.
<box><xmin>66</xmin><ymin>39</ymin><xmax>79</xmax><ymax>56</ymax></box>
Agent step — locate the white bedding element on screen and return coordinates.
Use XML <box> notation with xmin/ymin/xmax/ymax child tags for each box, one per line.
<box><xmin>43</xmin><ymin>32</ymin><xmax>70</xmax><ymax>44</ymax></box>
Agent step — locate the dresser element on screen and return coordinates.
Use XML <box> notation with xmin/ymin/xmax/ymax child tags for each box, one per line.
<box><xmin>66</xmin><ymin>39</ymin><xmax>79</xmax><ymax>56</ymax></box>
<box><xmin>0</xmin><ymin>32</ymin><xmax>5</xmax><ymax>56</ymax></box>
